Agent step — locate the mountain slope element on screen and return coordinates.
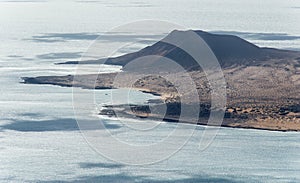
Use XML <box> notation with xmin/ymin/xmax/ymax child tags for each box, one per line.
<box><xmin>65</xmin><ymin>30</ymin><xmax>298</xmax><ymax>70</ymax></box>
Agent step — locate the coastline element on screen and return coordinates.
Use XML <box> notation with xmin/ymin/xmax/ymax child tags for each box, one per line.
<box><xmin>98</xmin><ymin>100</ymin><xmax>300</xmax><ymax>132</ymax></box>
<box><xmin>21</xmin><ymin>30</ymin><xmax>300</xmax><ymax>132</ymax></box>
<box><xmin>22</xmin><ymin>75</ymin><xmax>300</xmax><ymax>132</ymax></box>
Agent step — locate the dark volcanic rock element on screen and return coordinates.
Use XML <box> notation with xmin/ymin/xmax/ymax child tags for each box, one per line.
<box><xmin>59</xmin><ymin>30</ymin><xmax>298</xmax><ymax>70</ymax></box>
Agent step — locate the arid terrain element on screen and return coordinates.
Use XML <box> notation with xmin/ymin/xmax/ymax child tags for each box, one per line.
<box><xmin>22</xmin><ymin>30</ymin><xmax>300</xmax><ymax>131</ymax></box>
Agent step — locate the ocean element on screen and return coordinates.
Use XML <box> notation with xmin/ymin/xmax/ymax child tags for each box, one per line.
<box><xmin>0</xmin><ymin>0</ymin><xmax>300</xmax><ymax>182</ymax></box>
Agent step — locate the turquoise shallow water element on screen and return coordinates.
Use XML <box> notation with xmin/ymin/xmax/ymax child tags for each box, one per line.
<box><xmin>0</xmin><ymin>0</ymin><xmax>300</xmax><ymax>182</ymax></box>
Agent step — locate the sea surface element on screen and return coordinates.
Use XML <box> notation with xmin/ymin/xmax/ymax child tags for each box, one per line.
<box><xmin>1</xmin><ymin>0</ymin><xmax>300</xmax><ymax>182</ymax></box>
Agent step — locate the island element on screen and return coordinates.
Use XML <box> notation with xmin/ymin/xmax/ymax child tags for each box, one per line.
<box><xmin>22</xmin><ymin>30</ymin><xmax>300</xmax><ymax>131</ymax></box>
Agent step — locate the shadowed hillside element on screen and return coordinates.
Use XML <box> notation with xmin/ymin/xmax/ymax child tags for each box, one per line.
<box><xmin>60</xmin><ymin>30</ymin><xmax>298</xmax><ymax>70</ymax></box>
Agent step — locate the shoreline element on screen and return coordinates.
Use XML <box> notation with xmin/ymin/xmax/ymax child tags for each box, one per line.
<box><xmin>99</xmin><ymin>103</ymin><xmax>300</xmax><ymax>132</ymax></box>
<box><xmin>22</xmin><ymin>73</ymin><xmax>300</xmax><ymax>132</ymax></box>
